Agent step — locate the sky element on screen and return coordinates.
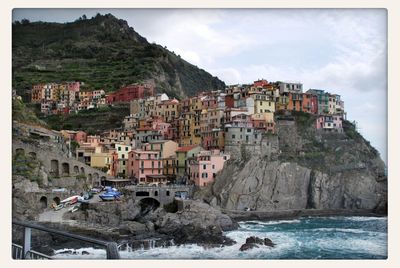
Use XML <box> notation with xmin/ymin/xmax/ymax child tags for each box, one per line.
<box><xmin>12</xmin><ymin>9</ymin><xmax>387</xmax><ymax>163</ymax></box>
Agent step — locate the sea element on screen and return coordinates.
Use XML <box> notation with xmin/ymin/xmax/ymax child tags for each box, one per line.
<box><xmin>53</xmin><ymin>216</ymin><xmax>387</xmax><ymax>259</ymax></box>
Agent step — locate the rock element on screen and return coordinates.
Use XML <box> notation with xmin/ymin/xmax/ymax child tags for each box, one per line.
<box><xmin>239</xmin><ymin>243</ymin><xmax>259</xmax><ymax>251</ymax></box>
<box><xmin>81</xmin><ymin>251</ymin><xmax>90</xmax><ymax>255</ymax></box>
<box><xmin>121</xmin><ymin>221</ymin><xmax>147</xmax><ymax>235</ymax></box>
<box><xmin>208</xmin><ymin>119</ymin><xmax>387</xmax><ymax>213</ymax></box>
<box><xmin>245</xmin><ymin>236</ymin><xmax>264</xmax><ymax>245</ymax></box>
<box><xmin>145</xmin><ymin>221</ymin><xmax>155</xmax><ymax>232</ymax></box>
<box><xmin>57</xmin><ymin>250</ymin><xmax>73</xmax><ymax>255</ymax></box>
<box><xmin>155</xmin><ymin>200</ymin><xmax>237</xmax><ymax>246</ymax></box>
<box><xmin>120</xmin><ymin>199</ymin><xmax>141</xmax><ymax>221</ymax></box>
<box><xmin>239</xmin><ymin>236</ymin><xmax>275</xmax><ymax>251</ymax></box>
<box><xmin>264</xmin><ymin>238</ymin><xmax>275</xmax><ymax>247</ymax></box>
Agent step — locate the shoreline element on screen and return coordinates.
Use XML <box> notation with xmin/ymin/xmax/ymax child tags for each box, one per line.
<box><xmin>222</xmin><ymin>208</ymin><xmax>386</xmax><ymax>222</ymax></box>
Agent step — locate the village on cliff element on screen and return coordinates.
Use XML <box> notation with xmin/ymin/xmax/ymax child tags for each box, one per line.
<box><xmin>20</xmin><ymin>79</ymin><xmax>346</xmax><ymax>188</ymax></box>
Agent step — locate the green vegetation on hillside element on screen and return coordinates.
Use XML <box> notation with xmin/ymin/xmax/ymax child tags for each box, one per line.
<box><xmin>12</xmin><ymin>150</ymin><xmax>43</xmax><ymax>185</ymax></box>
<box><xmin>40</xmin><ymin>103</ymin><xmax>130</xmax><ymax>134</ymax></box>
<box><xmin>12</xmin><ymin>13</ymin><xmax>225</xmax><ymax>99</ymax></box>
<box><xmin>12</xmin><ymin>99</ymin><xmax>47</xmax><ymax>127</ymax></box>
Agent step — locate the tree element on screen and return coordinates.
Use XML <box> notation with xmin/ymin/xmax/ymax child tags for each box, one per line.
<box><xmin>82</xmin><ymin>14</ymin><xmax>87</xmax><ymax>20</ymax></box>
<box><xmin>21</xmin><ymin>19</ymin><xmax>30</xmax><ymax>25</ymax></box>
<box><xmin>70</xmin><ymin>140</ymin><xmax>80</xmax><ymax>154</ymax></box>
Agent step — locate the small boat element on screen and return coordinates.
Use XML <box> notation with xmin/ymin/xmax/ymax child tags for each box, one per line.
<box><xmin>61</xmin><ymin>195</ymin><xmax>80</xmax><ymax>204</ymax></box>
<box><xmin>99</xmin><ymin>191</ymin><xmax>121</xmax><ymax>201</ymax></box>
<box><xmin>68</xmin><ymin>204</ymin><xmax>81</xmax><ymax>213</ymax></box>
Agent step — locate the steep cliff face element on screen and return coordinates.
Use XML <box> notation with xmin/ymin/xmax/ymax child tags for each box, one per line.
<box><xmin>206</xmin><ymin>114</ymin><xmax>387</xmax><ymax>213</ymax></box>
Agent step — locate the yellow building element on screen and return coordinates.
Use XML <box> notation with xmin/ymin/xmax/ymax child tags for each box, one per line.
<box><xmin>115</xmin><ymin>143</ymin><xmax>132</xmax><ymax>177</ymax></box>
<box><xmin>251</xmin><ymin>94</ymin><xmax>275</xmax><ymax>114</ymax></box>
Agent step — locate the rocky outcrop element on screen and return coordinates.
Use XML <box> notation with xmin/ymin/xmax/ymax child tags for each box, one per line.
<box><xmin>152</xmin><ymin>200</ymin><xmax>238</xmax><ymax>246</ymax></box>
<box><xmin>239</xmin><ymin>236</ymin><xmax>275</xmax><ymax>251</ymax></box>
<box><xmin>205</xmin><ymin>118</ymin><xmax>387</xmax><ymax>214</ymax></box>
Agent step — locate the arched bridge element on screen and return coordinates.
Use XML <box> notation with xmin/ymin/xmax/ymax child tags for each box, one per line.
<box><xmin>126</xmin><ymin>185</ymin><xmax>193</xmax><ymax>206</ymax></box>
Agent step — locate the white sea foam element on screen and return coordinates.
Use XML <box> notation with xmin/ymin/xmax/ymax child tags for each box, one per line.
<box><xmin>239</xmin><ymin>219</ymin><xmax>301</xmax><ymax>226</ymax></box>
<box><xmin>51</xmin><ymin>217</ymin><xmax>387</xmax><ymax>259</ymax></box>
<box><xmin>53</xmin><ymin>247</ymin><xmax>106</xmax><ymax>259</ymax></box>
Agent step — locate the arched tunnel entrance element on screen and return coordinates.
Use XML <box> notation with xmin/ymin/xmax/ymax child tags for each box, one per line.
<box><xmin>39</xmin><ymin>196</ymin><xmax>47</xmax><ymax>209</ymax></box>
<box><xmin>53</xmin><ymin>196</ymin><xmax>61</xmax><ymax>205</ymax></box>
<box><xmin>138</xmin><ymin>197</ymin><xmax>160</xmax><ymax>217</ymax></box>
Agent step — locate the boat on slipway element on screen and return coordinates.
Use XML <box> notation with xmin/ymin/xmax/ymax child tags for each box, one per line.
<box><xmin>99</xmin><ymin>187</ymin><xmax>122</xmax><ymax>201</ymax></box>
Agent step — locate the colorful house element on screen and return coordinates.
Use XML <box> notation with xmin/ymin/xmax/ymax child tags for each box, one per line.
<box><xmin>128</xmin><ymin>149</ymin><xmax>163</xmax><ymax>182</ymax></box>
<box><xmin>316</xmin><ymin>114</ymin><xmax>343</xmax><ymax>132</ymax></box>
<box><xmin>115</xmin><ymin>143</ymin><xmax>132</xmax><ymax>177</ymax></box>
<box><xmin>189</xmin><ymin>150</ymin><xmax>230</xmax><ymax>187</ymax></box>
<box><xmin>106</xmin><ymin>83</ymin><xmax>154</xmax><ymax>104</ymax></box>
<box><xmin>175</xmin><ymin>145</ymin><xmax>203</xmax><ymax>178</ymax></box>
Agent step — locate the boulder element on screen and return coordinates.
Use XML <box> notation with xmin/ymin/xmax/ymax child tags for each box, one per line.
<box><xmin>239</xmin><ymin>243</ymin><xmax>259</xmax><ymax>251</ymax></box>
<box><xmin>239</xmin><ymin>236</ymin><xmax>275</xmax><ymax>251</ymax></box>
<box><xmin>155</xmin><ymin>200</ymin><xmax>237</xmax><ymax>246</ymax></box>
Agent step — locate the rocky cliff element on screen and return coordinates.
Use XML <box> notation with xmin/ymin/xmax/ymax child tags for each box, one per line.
<box><xmin>200</xmin><ymin>113</ymin><xmax>387</xmax><ymax>214</ymax></box>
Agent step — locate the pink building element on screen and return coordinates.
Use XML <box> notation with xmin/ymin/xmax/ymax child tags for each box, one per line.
<box><xmin>189</xmin><ymin>150</ymin><xmax>230</xmax><ymax>187</ymax></box>
<box><xmin>316</xmin><ymin>114</ymin><xmax>343</xmax><ymax>132</ymax></box>
<box><xmin>153</xmin><ymin>121</ymin><xmax>172</xmax><ymax>139</ymax></box>
<box><xmin>128</xmin><ymin>149</ymin><xmax>163</xmax><ymax>182</ymax></box>
<box><xmin>75</xmin><ymin>131</ymin><xmax>87</xmax><ymax>144</ymax></box>
<box><xmin>66</xmin><ymin>82</ymin><xmax>80</xmax><ymax>92</ymax></box>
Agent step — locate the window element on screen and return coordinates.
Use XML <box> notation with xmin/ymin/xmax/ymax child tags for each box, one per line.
<box><xmin>247</xmin><ymin>129</ymin><xmax>251</xmax><ymax>133</ymax></box>
<box><xmin>125</xmin><ymin>147</ymin><xmax>128</xmax><ymax>151</ymax></box>
<box><xmin>122</xmin><ymin>154</ymin><xmax>125</xmax><ymax>159</ymax></box>
<box><xmin>118</xmin><ymin>147</ymin><xmax>121</xmax><ymax>151</ymax></box>
<box><xmin>212</xmin><ymin>165</ymin><xmax>215</xmax><ymax>169</ymax></box>
<box><xmin>203</xmin><ymin>164</ymin><xmax>206</xmax><ymax>170</ymax></box>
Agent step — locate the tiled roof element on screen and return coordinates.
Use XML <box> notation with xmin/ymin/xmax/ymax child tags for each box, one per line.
<box><xmin>176</xmin><ymin>145</ymin><xmax>199</xmax><ymax>152</ymax></box>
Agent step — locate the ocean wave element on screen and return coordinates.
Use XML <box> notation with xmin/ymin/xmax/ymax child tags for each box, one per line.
<box><xmin>322</xmin><ymin>216</ymin><xmax>387</xmax><ymax>222</ymax></box>
<box><xmin>310</xmin><ymin>228</ymin><xmax>383</xmax><ymax>235</ymax></box>
<box><xmin>53</xmin><ymin>247</ymin><xmax>106</xmax><ymax>259</ymax></box>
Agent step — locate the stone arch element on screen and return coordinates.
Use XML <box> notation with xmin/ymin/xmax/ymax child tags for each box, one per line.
<box><xmin>61</xmin><ymin>162</ymin><xmax>70</xmax><ymax>176</ymax></box>
<box><xmin>93</xmin><ymin>173</ymin><xmax>99</xmax><ymax>184</ymax></box>
<box><xmin>39</xmin><ymin>196</ymin><xmax>47</xmax><ymax>209</ymax></box>
<box><xmin>73</xmin><ymin>166</ymin><xmax>79</xmax><ymax>174</ymax></box>
<box><xmin>15</xmin><ymin>148</ymin><xmax>25</xmax><ymax>155</ymax></box>
<box><xmin>80</xmin><ymin>167</ymin><xmax>85</xmax><ymax>174</ymax></box>
<box><xmin>87</xmin><ymin>173</ymin><xmax>92</xmax><ymax>182</ymax></box>
<box><xmin>138</xmin><ymin>198</ymin><xmax>160</xmax><ymax>216</ymax></box>
<box><xmin>53</xmin><ymin>196</ymin><xmax>61</xmax><ymax>205</ymax></box>
<box><xmin>28</xmin><ymin>152</ymin><xmax>37</xmax><ymax>159</ymax></box>
<box><xmin>50</xmin><ymin>160</ymin><xmax>59</xmax><ymax>177</ymax></box>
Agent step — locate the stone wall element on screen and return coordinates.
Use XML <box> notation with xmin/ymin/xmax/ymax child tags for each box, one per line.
<box><xmin>12</xmin><ymin>139</ymin><xmax>112</xmax><ymax>187</ymax></box>
<box><xmin>225</xmin><ymin>134</ymin><xmax>279</xmax><ymax>160</ymax></box>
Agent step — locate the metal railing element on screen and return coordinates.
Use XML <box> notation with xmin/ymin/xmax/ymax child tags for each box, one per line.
<box><xmin>12</xmin><ymin>220</ymin><xmax>120</xmax><ymax>259</ymax></box>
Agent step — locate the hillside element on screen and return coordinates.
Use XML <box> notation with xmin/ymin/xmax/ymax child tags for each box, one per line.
<box><xmin>12</xmin><ymin>13</ymin><xmax>225</xmax><ymax>99</ymax></box>
<box><xmin>12</xmin><ymin>98</ymin><xmax>47</xmax><ymax>127</ymax></box>
<box><xmin>40</xmin><ymin>103</ymin><xmax>130</xmax><ymax>134</ymax></box>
